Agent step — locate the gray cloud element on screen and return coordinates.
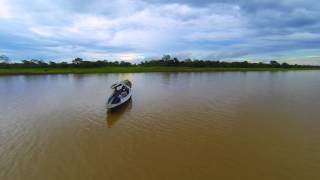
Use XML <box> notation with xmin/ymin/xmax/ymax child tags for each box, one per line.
<box><xmin>0</xmin><ymin>0</ymin><xmax>320</xmax><ymax>63</ymax></box>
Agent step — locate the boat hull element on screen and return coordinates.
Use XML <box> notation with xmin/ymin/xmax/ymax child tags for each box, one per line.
<box><xmin>106</xmin><ymin>90</ymin><xmax>132</xmax><ymax>109</ymax></box>
<box><xmin>107</xmin><ymin>96</ymin><xmax>132</xmax><ymax>110</ymax></box>
<box><xmin>107</xmin><ymin>79</ymin><xmax>133</xmax><ymax>109</ymax></box>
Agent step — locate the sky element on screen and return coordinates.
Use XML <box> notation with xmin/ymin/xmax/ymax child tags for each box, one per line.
<box><xmin>0</xmin><ymin>0</ymin><xmax>320</xmax><ymax>64</ymax></box>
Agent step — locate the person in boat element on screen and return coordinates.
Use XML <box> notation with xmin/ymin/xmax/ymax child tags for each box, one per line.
<box><xmin>121</xmin><ymin>86</ymin><xmax>128</xmax><ymax>97</ymax></box>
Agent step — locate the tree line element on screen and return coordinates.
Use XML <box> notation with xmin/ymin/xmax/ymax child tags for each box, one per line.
<box><xmin>0</xmin><ymin>57</ymin><xmax>132</xmax><ymax>68</ymax></box>
<box><xmin>1</xmin><ymin>55</ymin><xmax>319</xmax><ymax>69</ymax></box>
<box><xmin>139</xmin><ymin>55</ymin><xmax>319</xmax><ymax>68</ymax></box>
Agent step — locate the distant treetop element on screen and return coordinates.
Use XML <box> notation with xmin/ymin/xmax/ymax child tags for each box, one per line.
<box><xmin>0</xmin><ymin>55</ymin><xmax>10</xmax><ymax>63</ymax></box>
<box><xmin>0</xmin><ymin>55</ymin><xmax>319</xmax><ymax>69</ymax></box>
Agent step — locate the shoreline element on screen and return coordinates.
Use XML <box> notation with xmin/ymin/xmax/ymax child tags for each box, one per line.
<box><xmin>1</xmin><ymin>67</ymin><xmax>319</xmax><ymax>75</ymax></box>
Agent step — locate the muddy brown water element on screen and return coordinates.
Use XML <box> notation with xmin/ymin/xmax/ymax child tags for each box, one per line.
<box><xmin>1</xmin><ymin>71</ymin><xmax>320</xmax><ymax>180</ymax></box>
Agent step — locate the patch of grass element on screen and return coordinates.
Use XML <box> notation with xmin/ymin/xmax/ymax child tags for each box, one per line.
<box><xmin>0</xmin><ymin>66</ymin><xmax>319</xmax><ymax>75</ymax></box>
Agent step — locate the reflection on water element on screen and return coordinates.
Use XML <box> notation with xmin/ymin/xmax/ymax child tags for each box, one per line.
<box><xmin>106</xmin><ymin>98</ymin><xmax>133</xmax><ymax>128</ymax></box>
<box><xmin>1</xmin><ymin>71</ymin><xmax>320</xmax><ymax>180</ymax></box>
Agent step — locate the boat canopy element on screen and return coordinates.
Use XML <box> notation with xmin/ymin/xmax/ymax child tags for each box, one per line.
<box><xmin>110</xmin><ymin>80</ymin><xmax>132</xmax><ymax>89</ymax></box>
<box><xmin>110</xmin><ymin>83</ymin><xmax>122</xmax><ymax>89</ymax></box>
<box><xmin>122</xmin><ymin>80</ymin><xmax>132</xmax><ymax>88</ymax></box>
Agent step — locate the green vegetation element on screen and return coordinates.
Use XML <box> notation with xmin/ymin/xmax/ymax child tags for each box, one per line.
<box><xmin>1</xmin><ymin>66</ymin><xmax>319</xmax><ymax>75</ymax></box>
<box><xmin>0</xmin><ymin>55</ymin><xmax>319</xmax><ymax>75</ymax></box>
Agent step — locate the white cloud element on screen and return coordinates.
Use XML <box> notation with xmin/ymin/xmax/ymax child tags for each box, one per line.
<box><xmin>1</xmin><ymin>0</ymin><xmax>320</xmax><ymax>64</ymax></box>
<box><xmin>21</xmin><ymin>3</ymin><xmax>245</xmax><ymax>52</ymax></box>
<box><xmin>287</xmin><ymin>32</ymin><xmax>320</xmax><ymax>41</ymax></box>
<box><xmin>29</xmin><ymin>27</ymin><xmax>53</xmax><ymax>37</ymax></box>
<box><xmin>286</xmin><ymin>56</ymin><xmax>320</xmax><ymax>65</ymax></box>
<box><xmin>0</xmin><ymin>0</ymin><xmax>11</xmax><ymax>18</ymax></box>
<box><xmin>186</xmin><ymin>31</ymin><xmax>244</xmax><ymax>41</ymax></box>
<box><xmin>1</xmin><ymin>0</ymin><xmax>247</xmax><ymax>60</ymax></box>
<box><xmin>42</xmin><ymin>45</ymin><xmax>144</xmax><ymax>62</ymax></box>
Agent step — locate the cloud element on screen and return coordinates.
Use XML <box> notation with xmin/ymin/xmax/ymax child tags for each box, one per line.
<box><xmin>0</xmin><ymin>0</ymin><xmax>11</xmax><ymax>18</ymax></box>
<box><xmin>0</xmin><ymin>0</ymin><xmax>320</xmax><ymax>64</ymax></box>
<box><xmin>287</xmin><ymin>32</ymin><xmax>320</xmax><ymax>41</ymax></box>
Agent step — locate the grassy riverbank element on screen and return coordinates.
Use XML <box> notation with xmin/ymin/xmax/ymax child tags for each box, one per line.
<box><xmin>0</xmin><ymin>66</ymin><xmax>319</xmax><ymax>75</ymax></box>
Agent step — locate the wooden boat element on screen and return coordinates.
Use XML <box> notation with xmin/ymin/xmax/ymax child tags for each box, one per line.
<box><xmin>107</xmin><ymin>80</ymin><xmax>132</xmax><ymax>109</ymax></box>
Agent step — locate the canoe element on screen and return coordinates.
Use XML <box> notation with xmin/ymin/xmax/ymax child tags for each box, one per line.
<box><xmin>107</xmin><ymin>80</ymin><xmax>132</xmax><ymax>109</ymax></box>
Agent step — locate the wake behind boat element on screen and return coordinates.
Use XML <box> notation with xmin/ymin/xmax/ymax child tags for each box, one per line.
<box><xmin>107</xmin><ymin>80</ymin><xmax>132</xmax><ymax>109</ymax></box>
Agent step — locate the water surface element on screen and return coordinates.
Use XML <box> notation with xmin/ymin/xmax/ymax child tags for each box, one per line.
<box><xmin>1</xmin><ymin>71</ymin><xmax>320</xmax><ymax>180</ymax></box>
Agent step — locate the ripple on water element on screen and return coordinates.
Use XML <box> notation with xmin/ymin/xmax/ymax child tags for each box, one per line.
<box><xmin>1</xmin><ymin>72</ymin><xmax>320</xmax><ymax>180</ymax></box>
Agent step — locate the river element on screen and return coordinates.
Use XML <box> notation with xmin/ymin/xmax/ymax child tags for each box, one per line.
<box><xmin>1</xmin><ymin>71</ymin><xmax>320</xmax><ymax>180</ymax></box>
